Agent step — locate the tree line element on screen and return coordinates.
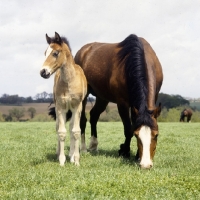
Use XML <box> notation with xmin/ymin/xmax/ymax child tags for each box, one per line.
<box><xmin>0</xmin><ymin>92</ymin><xmax>53</xmax><ymax>104</ymax></box>
<box><xmin>0</xmin><ymin>92</ymin><xmax>96</xmax><ymax>105</ymax></box>
<box><xmin>0</xmin><ymin>92</ymin><xmax>190</xmax><ymax>110</ymax></box>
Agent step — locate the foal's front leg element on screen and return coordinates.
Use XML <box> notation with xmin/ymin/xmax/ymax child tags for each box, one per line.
<box><xmin>56</xmin><ymin>108</ymin><xmax>67</xmax><ymax>166</ymax></box>
<box><xmin>69</xmin><ymin>104</ymin><xmax>82</xmax><ymax>166</ymax></box>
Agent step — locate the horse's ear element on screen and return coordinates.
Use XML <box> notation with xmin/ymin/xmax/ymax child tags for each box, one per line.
<box><xmin>46</xmin><ymin>34</ymin><xmax>51</xmax><ymax>44</ymax></box>
<box><xmin>55</xmin><ymin>32</ymin><xmax>62</xmax><ymax>44</ymax></box>
<box><xmin>153</xmin><ymin>103</ymin><xmax>161</xmax><ymax>118</ymax></box>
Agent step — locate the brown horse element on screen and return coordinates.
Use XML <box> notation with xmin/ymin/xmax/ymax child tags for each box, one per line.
<box><xmin>180</xmin><ymin>109</ymin><xmax>193</xmax><ymax>122</ymax></box>
<box><xmin>75</xmin><ymin>34</ymin><xmax>163</xmax><ymax>169</ymax></box>
<box><xmin>40</xmin><ymin>32</ymin><xmax>87</xmax><ymax>166</ymax></box>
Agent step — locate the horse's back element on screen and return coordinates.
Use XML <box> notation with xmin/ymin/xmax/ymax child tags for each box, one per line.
<box><xmin>75</xmin><ymin>36</ymin><xmax>163</xmax><ymax>103</ymax></box>
<box><xmin>75</xmin><ymin>42</ymin><xmax>124</xmax><ymax>101</ymax></box>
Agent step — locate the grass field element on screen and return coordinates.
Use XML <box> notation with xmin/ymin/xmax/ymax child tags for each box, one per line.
<box><xmin>0</xmin><ymin>122</ymin><xmax>200</xmax><ymax>199</ymax></box>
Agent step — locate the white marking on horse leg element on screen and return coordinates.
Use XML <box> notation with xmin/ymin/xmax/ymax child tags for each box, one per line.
<box><xmin>89</xmin><ymin>136</ymin><xmax>98</xmax><ymax>151</ymax></box>
<box><xmin>139</xmin><ymin>126</ymin><xmax>153</xmax><ymax>168</ymax></box>
<box><xmin>81</xmin><ymin>133</ymin><xmax>87</xmax><ymax>152</ymax></box>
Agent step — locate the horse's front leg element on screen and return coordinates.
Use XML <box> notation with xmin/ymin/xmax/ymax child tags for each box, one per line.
<box><xmin>117</xmin><ymin>103</ymin><xmax>133</xmax><ymax>158</ymax></box>
<box><xmin>56</xmin><ymin>107</ymin><xmax>67</xmax><ymax>166</ymax></box>
<box><xmin>69</xmin><ymin>103</ymin><xmax>82</xmax><ymax>166</ymax></box>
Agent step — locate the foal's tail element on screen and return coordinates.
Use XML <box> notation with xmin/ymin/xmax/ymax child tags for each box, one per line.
<box><xmin>48</xmin><ymin>107</ymin><xmax>72</xmax><ymax>121</ymax></box>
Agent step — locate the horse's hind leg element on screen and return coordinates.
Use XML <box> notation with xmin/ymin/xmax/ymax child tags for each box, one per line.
<box><xmin>69</xmin><ymin>103</ymin><xmax>82</xmax><ymax>166</ymax></box>
<box><xmin>89</xmin><ymin>97</ymin><xmax>108</xmax><ymax>151</ymax></box>
<box><xmin>56</xmin><ymin>108</ymin><xmax>67</xmax><ymax>166</ymax></box>
<box><xmin>80</xmin><ymin>95</ymin><xmax>88</xmax><ymax>152</ymax></box>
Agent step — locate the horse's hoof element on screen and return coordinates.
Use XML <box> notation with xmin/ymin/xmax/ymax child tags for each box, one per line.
<box><xmin>118</xmin><ymin>144</ymin><xmax>130</xmax><ymax>158</ymax></box>
<box><xmin>80</xmin><ymin>147</ymin><xmax>87</xmax><ymax>153</ymax></box>
<box><xmin>88</xmin><ymin>147</ymin><xmax>98</xmax><ymax>151</ymax></box>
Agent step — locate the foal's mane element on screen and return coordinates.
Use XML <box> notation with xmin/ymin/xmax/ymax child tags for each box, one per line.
<box><xmin>49</xmin><ymin>36</ymin><xmax>72</xmax><ymax>52</ymax></box>
<box><xmin>118</xmin><ymin>34</ymin><xmax>154</xmax><ymax>129</ymax></box>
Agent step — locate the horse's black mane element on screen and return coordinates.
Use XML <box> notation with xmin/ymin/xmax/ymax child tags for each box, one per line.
<box><xmin>118</xmin><ymin>34</ymin><xmax>154</xmax><ymax>129</ymax></box>
<box><xmin>50</xmin><ymin>36</ymin><xmax>72</xmax><ymax>52</ymax></box>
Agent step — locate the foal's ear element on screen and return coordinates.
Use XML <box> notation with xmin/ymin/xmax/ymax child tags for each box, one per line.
<box><xmin>46</xmin><ymin>34</ymin><xmax>51</xmax><ymax>44</ymax></box>
<box><xmin>153</xmin><ymin>103</ymin><xmax>162</xmax><ymax>118</ymax></box>
<box><xmin>55</xmin><ymin>32</ymin><xmax>62</xmax><ymax>44</ymax></box>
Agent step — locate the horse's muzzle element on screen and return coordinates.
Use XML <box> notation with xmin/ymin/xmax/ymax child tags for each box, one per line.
<box><xmin>40</xmin><ymin>69</ymin><xmax>51</xmax><ymax>79</ymax></box>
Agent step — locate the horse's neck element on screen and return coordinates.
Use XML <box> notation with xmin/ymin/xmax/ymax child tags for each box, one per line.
<box><xmin>60</xmin><ymin>58</ymin><xmax>76</xmax><ymax>84</ymax></box>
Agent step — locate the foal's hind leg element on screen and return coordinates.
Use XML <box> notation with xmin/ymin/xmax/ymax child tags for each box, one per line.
<box><xmin>89</xmin><ymin>97</ymin><xmax>108</xmax><ymax>151</ymax></box>
<box><xmin>80</xmin><ymin>96</ymin><xmax>88</xmax><ymax>152</ymax></box>
<box><xmin>69</xmin><ymin>103</ymin><xmax>82</xmax><ymax>166</ymax></box>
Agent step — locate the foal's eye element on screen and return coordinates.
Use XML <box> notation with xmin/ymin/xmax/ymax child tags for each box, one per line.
<box><xmin>52</xmin><ymin>52</ymin><xmax>59</xmax><ymax>57</ymax></box>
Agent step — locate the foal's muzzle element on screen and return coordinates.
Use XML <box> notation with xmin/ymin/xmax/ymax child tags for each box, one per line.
<box><xmin>40</xmin><ymin>69</ymin><xmax>51</xmax><ymax>79</ymax></box>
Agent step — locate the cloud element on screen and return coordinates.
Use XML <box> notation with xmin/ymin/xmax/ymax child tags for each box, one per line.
<box><xmin>0</xmin><ymin>0</ymin><xmax>200</xmax><ymax>98</ymax></box>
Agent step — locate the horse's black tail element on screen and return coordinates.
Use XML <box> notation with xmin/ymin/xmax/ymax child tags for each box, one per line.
<box><xmin>48</xmin><ymin>107</ymin><xmax>72</xmax><ymax>121</ymax></box>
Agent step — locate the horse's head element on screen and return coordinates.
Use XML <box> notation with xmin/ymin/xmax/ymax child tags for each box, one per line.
<box><xmin>40</xmin><ymin>32</ymin><xmax>71</xmax><ymax>79</ymax></box>
<box><xmin>133</xmin><ymin>103</ymin><xmax>161</xmax><ymax>169</ymax></box>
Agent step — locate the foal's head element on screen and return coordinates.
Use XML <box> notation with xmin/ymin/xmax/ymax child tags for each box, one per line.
<box><xmin>40</xmin><ymin>32</ymin><xmax>72</xmax><ymax>79</ymax></box>
<box><xmin>133</xmin><ymin>103</ymin><xmax>161</xmax><ymax>169</ymax></box>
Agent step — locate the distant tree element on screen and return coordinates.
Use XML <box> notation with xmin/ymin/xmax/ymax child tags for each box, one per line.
<box><xmin>48</xmin><ymin>93</ymin><xmax>53</xmax><ymax>99</ymax></box>
<box><xmin>0</xmin><ymin>94</ymin><xmax>25</xmax><ymax>104</ymax></box>
<box><xmin>26</xmin><ymin>96</ymin><xmax>33</xmax><ymax>103</ymax></box>
<box><xmin>157</xmin><ymin>93</ymin><xmax>189</xmax><ymax>109</ymax></box>
<box><xmin>27</xmin><ymin>107</ymin><xmax>36</xmax><ymax>119</ymax></box>
<box><xmin>41</xmin><ymin>91</ymin><xmax>48</xmax><ymax>99</ymax></box>
<box><xmin>9</xmin><ymin>108</ymin><xmax>25</xmax><ymax>121</ymax></box>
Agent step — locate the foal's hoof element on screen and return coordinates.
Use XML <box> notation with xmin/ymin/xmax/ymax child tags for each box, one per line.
<box><xmin>70</xmin><ymin>155</ymin><xmax>80</xmax><ymax>166</ymax></box>
<box><xmin>74</xmin><ymin>161</ymin><xmax>80</xmax><ymax>166</ymax></box>
<box><xmin>59</xmin><ymin>155</ymin><xmax>66</xmax><ymax>166</ymax></box>
<box><xmin>118</xmin><ymin>144</ymin><xmax>130</xmax><ymax>158</ymax></box>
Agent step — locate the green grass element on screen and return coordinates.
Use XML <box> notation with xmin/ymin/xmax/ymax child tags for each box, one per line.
<box><xmin>0</xmin><ymin>122</ymin><xmax>200</xmax><ymax>199</ymax></box>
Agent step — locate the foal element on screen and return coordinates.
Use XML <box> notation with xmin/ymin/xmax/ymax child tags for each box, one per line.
<box><xmin>40</xmin><ymin>32</ymin><xmax>87</xmax><ymax>166</ymax></box>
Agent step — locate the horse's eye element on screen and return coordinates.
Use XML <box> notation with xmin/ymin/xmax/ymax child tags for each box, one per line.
<box><xmin>53</xmin><ymin>52</ymin><xmax>59</xmax><ymax>57</ymax></box>
<box><xmin>155</xmin><ymin>134</ymin><xmax>159</xmax><ymax>139</ymax></box>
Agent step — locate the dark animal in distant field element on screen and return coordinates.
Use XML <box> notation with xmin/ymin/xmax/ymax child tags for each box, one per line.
<box><xmin>74</xmin><ymin>34</ymin><xmax>163</xmax><ymax>169</ymax></box>
<box><xmin>40</xmin><ymin>32</ymin><xmax>87</xmax><ymax>166</ymax></box>
<box><xmin>180</xmin><ymin>109</ymin><xmax>192</xmax><ymax>122</ymax></box>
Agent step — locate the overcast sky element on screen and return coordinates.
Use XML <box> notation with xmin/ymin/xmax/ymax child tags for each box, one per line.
<box><xmin>0</xmin><ymin>0</ymin><xmax>200</xmax><ymax>98</ymax></box>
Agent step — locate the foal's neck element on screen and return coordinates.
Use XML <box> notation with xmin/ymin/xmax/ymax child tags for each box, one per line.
<box><xmin>60</xmin><ymin>55</ymin><xmax>76</xmax><ymax>84</ymax></box>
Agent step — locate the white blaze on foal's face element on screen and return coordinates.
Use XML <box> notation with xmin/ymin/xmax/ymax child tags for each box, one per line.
<box><xmin>42</xmin><ymin>46</ymin><xmax>54</xmax><ymax>73</ymax></box>
<box><xmin>138</xmin><ymin>126</ymin><xmax>153</xmax><ymax>168</ymax></box>
<box><xmin>45</xmin><ymin>46</ymin><xmax>53</xmax><ymax>59</ymax></box>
